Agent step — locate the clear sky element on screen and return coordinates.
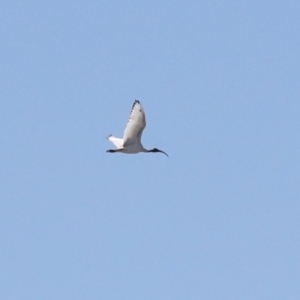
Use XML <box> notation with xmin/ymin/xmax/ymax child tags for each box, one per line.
<box><xmin>1</xmin><ymin>1</ymin><xmax>299</xmax><ymax>299</ymax></box>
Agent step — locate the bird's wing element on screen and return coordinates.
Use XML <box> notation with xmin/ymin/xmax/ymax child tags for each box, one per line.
<box><xmin>123</xmin><ymin>100</ymin><xmax>146</xmax><ymax>146</ymax></box>
<box><xmin>106</xmin><ymin>134</ymin><xmax>123</xmax><ymax>148</ymax></box>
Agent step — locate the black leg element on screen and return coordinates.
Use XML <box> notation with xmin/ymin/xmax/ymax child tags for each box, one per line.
<box><xmin>106</xmin><ymin>149</ymin><xmax>116</xmax><ymax>153</ymax></box>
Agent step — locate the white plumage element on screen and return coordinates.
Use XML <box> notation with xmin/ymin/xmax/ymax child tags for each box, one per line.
<box><xmin>106</xmin><ymin>100</ymin><xmax>168</xmax><ymax>156</ymax></box>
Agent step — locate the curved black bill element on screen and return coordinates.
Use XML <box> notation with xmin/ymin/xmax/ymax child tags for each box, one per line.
<box><xmin>158</xmin><ymin>150</ymin><xmax>169</xmax><ymax>157</ymax></box>
<box><xmin>149</xmin><ymin>148</ymin><xmax>169</xmax><ymax>157</ymax></box>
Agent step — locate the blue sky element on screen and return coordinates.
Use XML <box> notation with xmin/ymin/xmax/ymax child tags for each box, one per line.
<box><xmin>1</xmin><ymin>1</ymin><xmax>299</xmax><ymax>299</ymax></box>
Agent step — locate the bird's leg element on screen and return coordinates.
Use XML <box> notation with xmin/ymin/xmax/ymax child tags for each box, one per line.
<box><xmin>106</xmin><ymin>149</ymin><xmax>116</xmax><ymax>153</ymax></box>
<box><xmin>106</xmin><ymin>148</ymin><xmax>124</xmax><ymax>153</ymax></box>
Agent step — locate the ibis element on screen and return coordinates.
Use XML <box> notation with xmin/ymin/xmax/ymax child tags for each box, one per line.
<box><xmin>106</xmin><ymin>100</ymin><xmax>168</xmax><ymax>157</ymax></box>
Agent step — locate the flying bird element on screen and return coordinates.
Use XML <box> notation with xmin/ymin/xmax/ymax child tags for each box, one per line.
<box><xmin>106</xmin><ymin>100</ymin><xmax>168</xmax><ymax>157</ymax></box>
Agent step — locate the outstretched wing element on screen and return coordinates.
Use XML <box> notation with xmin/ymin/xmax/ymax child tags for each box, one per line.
<box><xmin>123</xmin><ymin>100</ymin><xmax>146</xmax><ymax>146</ymax></box>
<box><xmin>106</xmin><ymin>134</ymin><xmax>123</xmax><ymax>148</ymax></box>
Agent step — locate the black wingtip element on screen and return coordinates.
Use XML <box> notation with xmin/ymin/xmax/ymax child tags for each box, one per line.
<box><xmin>133</xmin><ymin>100</ymin><xmax>140</xmax><ymax>107</ymax></box>
<box><xmin>130</xmin><ymin>100</ymin><xmax>140</xmax><ymax>112</ymax></box>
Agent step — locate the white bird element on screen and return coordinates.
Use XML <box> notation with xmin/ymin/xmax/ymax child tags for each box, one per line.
<box><xmin>106</xmin><ymin>100</ymin><xmax>168</xmax><ymax>157</ymax></box>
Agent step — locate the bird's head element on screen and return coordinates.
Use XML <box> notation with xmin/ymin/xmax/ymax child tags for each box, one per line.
<box><xmin>148</xmin><ymin>148</ymin><xmax>169</xmax><ymax>157</ymax></box>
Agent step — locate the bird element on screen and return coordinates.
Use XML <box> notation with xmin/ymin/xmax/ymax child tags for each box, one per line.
<box><xmin>106</xmin><ymin>100</ymin><xmax>168</xmax><ymax>157</ymax></box>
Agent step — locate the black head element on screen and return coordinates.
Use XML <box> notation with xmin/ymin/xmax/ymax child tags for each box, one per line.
<box><xmin>148</xmin><ymin>148</ymin><xmax>169</xmax><ymax>157</ymax></box>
